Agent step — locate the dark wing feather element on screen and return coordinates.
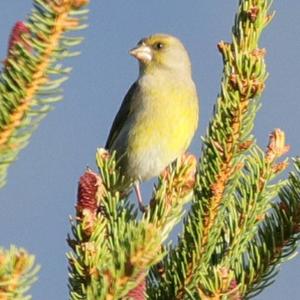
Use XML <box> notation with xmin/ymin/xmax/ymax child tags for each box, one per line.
<box><xmin>105</xmin><ymin>82</ymin><xmax>138</xmax><ymax>149</ymax></box>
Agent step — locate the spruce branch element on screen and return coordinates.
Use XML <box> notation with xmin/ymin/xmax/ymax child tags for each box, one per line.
<box><xmin>148</xmin><ymin>1</ymin><xmax>275</xmax><ymax>299</ymax></box>
<box><xmin>67</xmin><ymin>1</ymin><xmax>300</xmax><ymax>299</ymax></box>
<box><xmin>221</xmin><ymin>129</ymin><xmax>289</xmax><ymax>267</ymax></box>
<box><xmin>147</xmin><ymin>154</ymin><xmax>197</xmax><ymax>232</ymax></box>
<box><xmin>238</xmin><ymin>157</ymin><xmax>300</xmax><ymax>299</ymax></box>
<box><xmin>0</xmin><ymin>246</ymin><xmax>39</xmax><ymax>300</ymax></box>
<box><xmin>0</xmin><ymin>0</ymin><xmax>89</xmax><ymax>187</ymax></box>
<box><xmin>213</xmin><ymin>129</ymin><xmax>289</xmax><ymax>299</ymax></box>
<box><xmin>68</xmin><ymin>150</ymin><xmax>197</xmax><ymax>299</ymax></box>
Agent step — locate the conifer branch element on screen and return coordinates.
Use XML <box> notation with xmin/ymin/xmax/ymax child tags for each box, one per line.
<box><xmin>210</xmin><ymin>129</ymin><xmax>289</xmax><ymax>299</ymax></box>
<box><xmin>67</xmin><ymin>1</ymin><xmax>300</xmax><ymax>299</ymax></box>
<box><xmin>194</xmin><ymin>0</ymin><xmax>272</xmax><ymax>263</ymax></box>
<box><xmin>0</xmin><ymin>246</ymin><xmax>39</xmax><ymax>300</ymax></box>
<box><xmin>0</xmin><ymin>0</ymin><xmax>89</xmax><ymax>187</ymax></box>
<box><xmin>221</xmin><ymin>129</ymin><xmax>289</xmax><ymax>267</ymax></box>
<box><xmin>239</xmin><ymin>157</ymin><xmax>300</xmax><ymax>298</ymax></box>
<box><xmin>147</xmin><ymin>154</ymin><xmax>197</xmax><ymax>231</ymax></box>
<box><xmin>148</xmin><ymin>1</ymin><xmax>275</xmax><ymax>298</ymax></box>
<box><xmin>68</xmin><ymin>150</ymin><xmax>197</xmax><ymax>299</ymax></box>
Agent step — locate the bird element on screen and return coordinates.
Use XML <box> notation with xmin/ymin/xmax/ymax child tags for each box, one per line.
<box><xmin>105</xmin><ymin>33</ymin><xmax>199</xmax><ymax>211</ymax></box>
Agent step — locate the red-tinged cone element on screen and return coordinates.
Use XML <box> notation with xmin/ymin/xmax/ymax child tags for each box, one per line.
<box><xmin>76</xmin><ymin>169</ymin><xmax>105</xmax><ymax>235</ymax></box>
<box><xmin>4</xmin><ymin>21</ymin><xmax>31</xmax><ymax>67</ymax></box>
<box><xmin>7</xmin><ymin>21</ymin><xmax>31</xmax><ymax>55</ymax></box>
<box><xmin>77</xmin><ymin>170</ymin><xmax>100</xmax><ymax>214</ymax></box>
<box><xmin>228</xmin><ymin>278</ymin><xmax>242</xmax><ymax>300</ymax></box>
<box><xmin>127</xmin><ymin>277</ymin><xmax>146</xmax><ymax>300</ymax></box>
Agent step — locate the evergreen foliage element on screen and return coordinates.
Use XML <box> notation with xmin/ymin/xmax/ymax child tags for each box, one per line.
<box><xmin>67</xmin><ymin>0</ymin><xmax>300</xmax><ymax>299</ymax></box>
<box><xmin>0</xmin><ymin>246</ymin><xmax>39</xmax><ymax>300</ymax></box>
<box><xmin>0</xmin><ymin>1</ymin><xmax>89</xmax><ymax>299</ymax></box>
<box><xmin>67</xmin><ymin>150</ymin><xmax>197</xmax><ymax>299</ymax></box>
<box><xmin>0</xmin><ymin>0</ymin><xmax>89</xmax><ymax>187</ymax></box>
<box><xmin>0</xmin><ymin>0</ymin><xmax>299</xmax><ymax>299</ymax></box>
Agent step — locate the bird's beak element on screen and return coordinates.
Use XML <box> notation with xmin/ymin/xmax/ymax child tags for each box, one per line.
<box><xmin>129</xmin><ymin>44</ymin><xmax>152</xmax><ymax>63</ymax></box>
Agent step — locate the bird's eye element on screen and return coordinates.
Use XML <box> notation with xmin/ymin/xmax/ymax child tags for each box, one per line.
<box><xmin>137</xmin><ymin>38</ymin><xmax>146</xmax><ymax>46</ymax></box>
<box><xmin>154</xmin><ymin>42</ymin><xmax>164</xmax><ymax>50</ymax></box>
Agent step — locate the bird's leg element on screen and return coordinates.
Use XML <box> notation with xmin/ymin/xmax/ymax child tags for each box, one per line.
<box><xmin>134</xmin><ymin>181</ymin><xmax>145</xmax><ymax>212</ymax></box>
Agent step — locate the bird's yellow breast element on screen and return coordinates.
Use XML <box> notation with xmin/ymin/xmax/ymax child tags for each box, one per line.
<box><xmin>126</xmin><ymin>76</ymin><xmax>199</xmax><ymax>179</ymax></box>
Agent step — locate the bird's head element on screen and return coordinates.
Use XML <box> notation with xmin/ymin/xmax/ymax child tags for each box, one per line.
<box><xmin>129</xmin><ymin>34</ymin><xmax>192</xmax><ymax>76</ymax></box>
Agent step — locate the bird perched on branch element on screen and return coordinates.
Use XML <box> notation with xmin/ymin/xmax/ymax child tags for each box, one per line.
<box><xmin>105</xmin><ymin>33</ymin><xmax>199</xmax><ymax>210</ymax></box>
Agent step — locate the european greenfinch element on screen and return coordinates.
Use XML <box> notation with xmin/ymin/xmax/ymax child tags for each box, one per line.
<box><xmin>105</xmin><ymin>33</ymin><xmax>199</xmax><ymax>210</ymax></box>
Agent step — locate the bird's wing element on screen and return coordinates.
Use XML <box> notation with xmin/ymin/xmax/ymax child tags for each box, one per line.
<box><xmin>105</xmin><ymin>81</ymin><xmax>138</xmax><ymax>149</ymax></box>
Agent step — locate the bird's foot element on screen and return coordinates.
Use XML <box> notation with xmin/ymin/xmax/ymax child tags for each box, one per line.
<box><xmin>134</xmin><ymin>181</ymin><xmax>146</xmax><ymax>213</ymax></box>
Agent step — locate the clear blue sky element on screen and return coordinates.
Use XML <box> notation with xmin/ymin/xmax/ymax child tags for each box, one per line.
<box><xmin>0</xmin><ymin>1</ymin><xmax>299</xmax><ymax>299</ymax></box>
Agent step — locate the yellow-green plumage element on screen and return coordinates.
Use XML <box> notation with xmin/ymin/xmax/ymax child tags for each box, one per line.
<box><xmin>106</xmin><ymin>34</ymin><xmax>199</xmax><ymax>183</ymax></box>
